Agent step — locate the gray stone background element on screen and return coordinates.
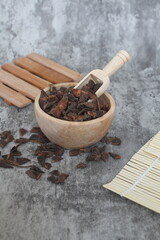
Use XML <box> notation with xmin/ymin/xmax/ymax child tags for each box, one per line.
<box><xmin>0</xmin><ymin>0</ymin><xmax>160</xmax><ymax>239</ymax></box>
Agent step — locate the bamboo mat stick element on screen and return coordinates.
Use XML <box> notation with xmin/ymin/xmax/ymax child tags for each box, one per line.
<box><xmin>128</xmin><ymin>159</ymin><xmax>160</xmax><ymax>173</ymax></box>
<box><xmin>123</xmin><ymin>164</ymin><xmax>160</xmax><ymax>178</ymax></box>
<box><xmin>106</xmin><ymin>182</ymin><xmax>160</xmax><ymax>213</ymax></box>
<box><xmin>145</xmin><ymin>147</ymin><xmax>160</xmax><ymax>156</ymax></box>
<box><xmin>110</xmin><ymin>179</ymin><xmax>160</xmax><ymax>202</ymax></box>
<box><xmin>119</xmin><ymin>169</ymin><xmax>160</xmax><ymax>187</ymax></box>
<box><xmin>117</xmin><ymin>172</ymin><xmax>160</xmax><ymax>193</ymax></box>
<box><xmin>103</xmin><ymin>131</ymin><xmax>160</xmax><ymax>214</ymax></box>
<box><xmin>116</xmin><ymin>175</ymin><xmax>160</xmax><ymax>197</ymax></box>
<box><xmin>131</xmin><ymin>157</ymin><xmax>160</xmax><ymax>170</ymax></box>
<box><xmin>113</xmin><ymin>179</ymin><xmax>160</xmax><ymax>201</ymax></box>
<box><xmin>107</xmin><ymin>182</ymin><xmax>160</xmax><ymax>207</ymax></box>
<box><xmin>121</xmin><ymin>166</ymin><xmax>160</xmax><ymax>183</ymax></box>
<box><xmin>128</xmin><ymin>161</ymin><xmax>160</xmax><ymax>175</ymax></box>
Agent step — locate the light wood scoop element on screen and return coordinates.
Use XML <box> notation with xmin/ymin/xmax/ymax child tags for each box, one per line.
<box><xmin>74</xmin><ymin>50</ymin><xmax>130</xmax><ymax>98</ymax></box>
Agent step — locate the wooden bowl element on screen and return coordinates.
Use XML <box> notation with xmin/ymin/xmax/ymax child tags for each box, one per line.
<box><xmin>34</xmin><ymin>82</ymin><xmax>116</xmax><ymax>149</ymax></box>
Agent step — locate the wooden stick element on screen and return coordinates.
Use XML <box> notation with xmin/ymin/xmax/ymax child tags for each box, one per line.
<box><xmin>124</xmin><ymin>163</ymin><xmax>160</xmax><ymax>176</ymax></box>
<box><xmin>121</xmin><ymin>167</ymin><xmax>160</xmax><ymax>183</ymax></box>
<box><xmin>133</xmin><ymin>152</ymin><xmax>156</xmax><ymax>161</ymax></box>
<box><xmin>106</xmin><ymin>182</ymin><xmax>160</xmax><ymax>209</ymax></box>
<box><xmin>128</xmin><ymin>161</ymin><xmax>160</xmax><ymax>175</ymax></box>
<box><xmin>0</xmin><ymin>69</ymin><xmax>40</xmax><ymax>100</ymax></box>
<box><xmin>14</xmin><ymin>57</ymin><xmax>75</xmax><ymax>84</ymax></box>
<box><xmin>111</xmin><ymin>179</ymin><xmax>160</xmax><ymax>202</ymax></box>
<box><xmin>131</xmin><ymin>156</ymin><xmax>160</xmax><ymax>170</ymax></box>
<box><xmin>133</xmin><ymin>152</ymin><xmax>160</xmax><ymax>164</ymax></box>
<box><xmin>2</xmin><ymin>63</ymin><xmax>50</xmax><ymax>89</ymax></box>
<box><xmin>116</xmin><ymin>178</ymin><xmax>160</xmax><ymax>199</ymax></box>
<box><xmin>138</xmin><ymin>149</ymin><xmax>158</xmax><ymax>158</ymax></box>
<box><xmin>4</xmin><ymin>99</ymin><xmax>13</xmax><ymax>106</ymax></box>
<box><xmin>128</xmin><ymin>159</ymin><xmax>160</xmax><ymax>172</ymax></box>
<box><xmin>116</xmin><ymin>174</ymin><xmax>160</xmax><ymax>194</ymax></box>
<box><xmin>27</xmin><ymin>53</ymin><xmax>83</xmax><ymax>82</ymax></box>
<box><xmin>143</xmin><ymin>145</ymin><xmax>160</xmax><ymax>156</ymax></box>
<box><xmin>118</xmin><ymin>174</ymin><xmax>160</xmax><ymax>193</ymax></box>
<box><xmin>117</xmin><ymin>171</ymin><xmax>160</xmax><ymax>193</ymax></box>
<box><xmin>0</xmin><ymin>82</ymin><xmax>31</xmax><ymax>108</ymax></box>
<box><xmin>113</xmin><ymin>179</ymin><xmax>160</xmax><ymax>203</ymax></box>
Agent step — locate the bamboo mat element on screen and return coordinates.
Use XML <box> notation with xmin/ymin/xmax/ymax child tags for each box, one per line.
<box><xmin>103</xmin><ymin>131</ymin><xmax>160</xmax><ymax>214</ymax></box>
<box><xmin>0</xmin><ymin>53</ymin><xmax>83</xmax><ymax>108</ymax></box>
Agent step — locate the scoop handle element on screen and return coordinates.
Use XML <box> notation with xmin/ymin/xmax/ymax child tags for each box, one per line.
<box><xmin>102</xmin><ymin>50</ymin><xmax>130</xmax><ymax>77</ymax></box>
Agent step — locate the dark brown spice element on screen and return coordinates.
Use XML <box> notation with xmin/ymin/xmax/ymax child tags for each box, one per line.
<box><xmin>30</xmin><ymin>127</ymin><xmax>41</xmax><ymax>133</ymax></box>
<box><xmin>39</xmin><ymin>80</ymin><xmax>109</xmax><ymax>121</ymax></box>
<box><xmin>109</xmin><ymin>152</ymin><xmax>121</xmax><ymax>159</ymax></box>
<box><xmin>79</xmin><ymin>147</ymin><xmax>91</xmax><ymax>153</ymax></box>
<box><xmin>55</xmin><ymin>173</ymin><xmax>69</xmax><ymax>183</ymax></box>
<box><xmin>35</xmin><ymin>144</ymin><xmax>57</xmax><ymax>155</ymax></box>
<box><xmin>0</xmin><ymin>130</ymin><xmax>11</xmax><ymax>139</ymax></box>
<box><xmin>14</xmin><ymin>138</ymin><xmax>30</xmax><ymax>144</ymax></box>
<box><xmin>30</xmin><ymin>165</ymin><xmax>44</xmax><ymax>173</ymax></box>
<box><xmin>15</xmin><ymin>157</ymin><xmax>30</xmax><ymax>165</ymax></box>
<box><xmin>37</xmin><ymin>155</ymin><xmax>46</xmax><ymax>166</ymax></box>
<box><xmin>69</xmin><ymin>149</ymin><xmax>80</xmax><ymax>156</ymax></box>
<box><xmin>37</xmin><ymin>151</ymin><xmax>54</xmax><ymax>158</ymax></box>
<box><xmin>19</xmin><ymin>128</ymin><xmax>27</xmax><ymax>136</ymax></box>
<box><xmin>50</xmin><ymin>170</ymin><xmax>60</xmax><ymax>176</ymax></box>
<box><xmin>53</xmin><ymin>146</ymin><xmax>64</xmax><ymax>156</ymax></box>
<box><xmin>76</xmin><ymin>163</ymin><xmax>87</xmax><ymax>168</ymax></box>
<box><xmin>0</xmin><ymin>159</ymin><xmax>32</xmax><ymax>168</ymax></box>
<box><xmin>0</xmin><ymin>130</ymin><xmax>14</xmax><ymax>148</ymax></box>
<box><xmin>7</xmin><ymin>134</ymin><xmax>14</xmax><ymax>143</ymax></box>
<box><xmin>47</xmin><ymin>175</ymin><xmax>57</xmax><ymax>183</ymax></box>
<box><xmin>26</xmin><ymin>165</ymin><xmax>44</xmax><ymax>180</ymax></box>
<box><xmin>2</xmin><ymin>154</ymin><xmax>14</xmax><ymax>161</ymax></box>
<box><xmin>29</xmin><ymin>134</ymin><xmax>40</xmax><ymax>140</ymax></box>
<box><xmin>51</xmin><ymin>156</ymin><xmax>63</xmax><ymax>162</ymax></box>
<box><xmin>28</xmin><ymin>132</ymin><xmax>50</xmax><ymax>144</ymax></box>
<box><xmin>37</xmin><ymin>156</ymin><xmax>52</xmax><ymax>169</ymax></box>
<box><xmin>0</xmin><ymin>140</ymin><xmax>7</xmax><ymax>148</ymax></box>
<box><xmin>0</xmin><ymin>159</ymin><xmax>13</xmax><ymax>168</ymax></box>
<box><xmin>111</xmin><ymin>137</ymin><xmax>121</xmax><ymax>145</ymax></box>
<box><xmin>49</xmin><ymin>96</ymin><xmax>68</xmax><ymax>118</ymax></box>
<box><xmin>47</xmin><ymin>172</ymin><xmax>69</xmax><ymax>184</ymax></box>
<box><xmin>86</xmin><ymin>146</ymin><xmax>108</xmax><ymax>162</ymax></box>
<box><xmin>0</xmin><ymin>125</ymin><xmax>122</xmax><ymax>184</ymax></box>
<box><xmin>105</xmin><ymin>136</ymin><xmax>115</xmax><ymax>144</ymax></box>
<box><xmin>44</xmin><ymin>163</ymin><xmax>52</xmax><ymax>170</ymax></box>
<box><xmin>104</xmin><ymin>136</ymin><xmax>121</xmax><ymax>145</ymax></box>
<box><xmin>101</xmin><ymin>152</ymin><xmax>109</xmax><ymax>161</ymax></box>
<box><xmin>10</xmin><ymin>145</ymin><xmax>22</xmax><ymax>156</ymax></box>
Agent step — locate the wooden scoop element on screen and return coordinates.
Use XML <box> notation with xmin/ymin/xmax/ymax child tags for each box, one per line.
<box><xmin>74</xmin><ymin>50</ymin><xmax>130</xmax><ymax>98</ymax></box>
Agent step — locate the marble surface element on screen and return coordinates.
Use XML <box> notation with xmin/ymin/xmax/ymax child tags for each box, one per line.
<box><xmin>0</xmin><ymin>0</ymin><xmax>160</xmax><ymax>239</ymax></box>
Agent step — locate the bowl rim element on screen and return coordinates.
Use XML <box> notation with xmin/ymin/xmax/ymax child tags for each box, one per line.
<box><xmin>34</xmin><ymin>82</ymin><xmax>116</xmax><ymax>125</ymax></box>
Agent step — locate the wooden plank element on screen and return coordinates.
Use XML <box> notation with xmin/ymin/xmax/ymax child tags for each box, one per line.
<box><xmin>2</xmin><ymin>63</ymin><xmax>50</xmax><ymax>89</ymax></box>
<box><xmin>27</xmin><ymin>53</ymin><xmax>83</xmax><ymax>82</ymax></box>
<box><xmin>4</xmin><ymin>99</ymin><xmax>13</xmax><ymax>106</ymax></box>
<box><xmin>14</xmin><ymin>57</ymin><xmax>75</xmax><ymax>84</ymax></box>
<box><xmin>0</xmin><ymin>69</ymin><xmax>40</xmax><ymax>100</ymax></box>
<box><xmin>0</xmin><ymin>82</ymin><xmax>31</xmax><ymax>108</ymax></box>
